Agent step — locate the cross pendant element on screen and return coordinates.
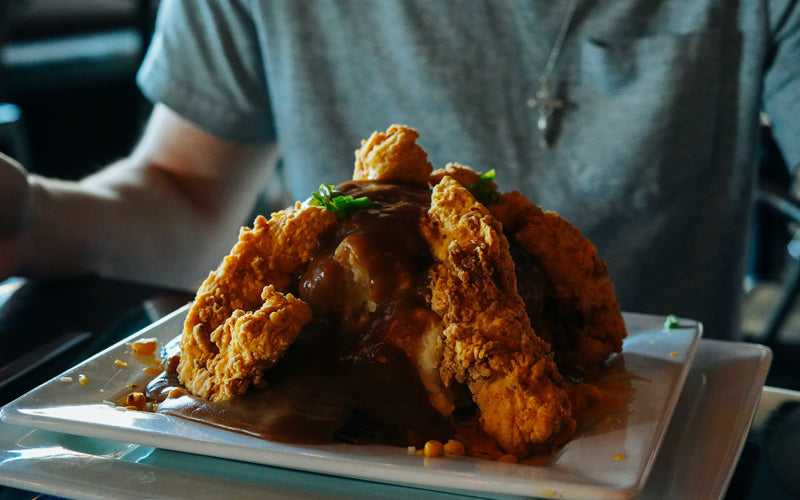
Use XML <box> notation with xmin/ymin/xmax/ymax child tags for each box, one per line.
<box><xmin>526</xmin><ymin>78</ymin><xmax>564</xmax><ymax>148</ymax></box>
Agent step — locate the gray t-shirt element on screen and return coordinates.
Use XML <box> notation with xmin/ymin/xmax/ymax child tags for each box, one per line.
<box><xmin>137</xmin><ymin>0</ymin><xmax>800</xmax><ymax>340</ymax></box>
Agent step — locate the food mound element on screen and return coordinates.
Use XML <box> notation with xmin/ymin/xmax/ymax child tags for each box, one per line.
<box><xmin>173</xmin><ymin>125</ymin><xmax>626</xmax><ymax>458</ymax></box>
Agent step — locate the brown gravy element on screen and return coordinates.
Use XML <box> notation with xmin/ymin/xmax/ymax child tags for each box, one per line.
<box><xmin>147</xmin><ymin>182</ymin><xmax>456</xmax><ymax>447</ymax></box>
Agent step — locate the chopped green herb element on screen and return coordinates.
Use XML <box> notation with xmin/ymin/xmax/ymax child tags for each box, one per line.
<box><xmin>465</xmin><ymin>169</ymin><xmax>500</xmax><ymax>206</ymax></box>
<box><xmin>309</xmin><ymin>184</ymin><xmax>372</xmax><ymax>219</ymax></box>
<box><xmin>479</xmin><ymin>169</ymin><xmax>496</xmax><ymax>181</ymax></box>
<box><xmin>663</xmin><ymin>314</ymin><xmax>679</xmax><ymax>329</ymax></box>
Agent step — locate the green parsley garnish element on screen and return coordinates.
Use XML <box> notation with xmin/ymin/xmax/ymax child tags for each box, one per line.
<box><xmin>309</xmin><ymin>184</ymin><xmax>372</xmax><ymax>219</ymax></box>
<box><xmin>465</xmin><ymin>169</ymin><xmax>500</xmax><ymax>206</ymax></box>
<box><xmin>663</xmin><ymin>314</ymin><xmax>680</xmax><ymax>329</ymax></box>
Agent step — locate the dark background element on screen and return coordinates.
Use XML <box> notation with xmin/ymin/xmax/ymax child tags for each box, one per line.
<box><xmin>1</xmin><ymin>0</ymin><xmax>157</xmax><ymax>179</ymax></box>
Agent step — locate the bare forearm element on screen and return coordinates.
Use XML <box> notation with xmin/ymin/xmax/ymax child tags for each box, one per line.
<box><xmin>15</xmin><ymin>161</ymin><xmax>208</xmax><ymax>288</ymax></box>
<box><xmin>4</xmin><ymin>105</ymin><xmax>280</xmax><ymax>289</ymax></box>
<box><xmin>16</xmin><ymin>151</ymin><xmax>276</xmax><ymax>290</ymax></box>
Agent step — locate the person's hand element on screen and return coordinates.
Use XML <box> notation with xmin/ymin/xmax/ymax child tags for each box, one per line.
<box><xmin>0</xmin><ymin>152</ymin><xmax>31</xmax><ymax>280</ymax></box>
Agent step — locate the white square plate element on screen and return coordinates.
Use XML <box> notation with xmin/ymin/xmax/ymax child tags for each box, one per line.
<box><xmin>1</xmin><ymin>307</ymin><xmax>700</xmax><ymax>499</ymax></box>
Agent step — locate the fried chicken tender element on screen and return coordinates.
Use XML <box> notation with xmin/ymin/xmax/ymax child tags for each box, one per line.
<box><xmin>430</xmin><ymin>162</ymin><xmax>486</xmax><ymax>188</ymax></box>
<box><xmin>422</xmin><ymin>176</ymin><xmax>575</xmax><ymax>457</ymax></box>
<box><xmin>178</xmin><ymin>204</ymin><xmax>337</xmax><ymax>401</ymax></box>
<box><xmin>353</xmin><ymin>124</ymin><xmax>432</xmax><ymax>184</ymax></box>
<box><xmin>490</xmin><ymin>191</ymin><xmax>626</xmax><ymax>368</ymax></box>
<box><xmin>180</xmin><ymin>286</ymin><xmax>311</xmax><ymax>401</ymax></box>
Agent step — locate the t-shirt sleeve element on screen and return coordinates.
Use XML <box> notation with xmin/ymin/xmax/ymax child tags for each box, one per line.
<box><xmin>762</xmin><ymin>0</ymin><xmax>800</xmax><ymax>171</ymax></box>
<box><xmin>136</xmin><ymin>0</ymin><xmax>276</xmax><ymax>144</ymax></box>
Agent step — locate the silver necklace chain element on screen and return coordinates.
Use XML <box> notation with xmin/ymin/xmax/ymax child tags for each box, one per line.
<box><xmin>521</xmin><ymin>0</ymin><xmax>580</xmax><ymax>148</ymax></box>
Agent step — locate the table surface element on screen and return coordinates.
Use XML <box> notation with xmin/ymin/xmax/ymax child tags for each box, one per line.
<box><xmin>1</xmin><ymin>276</ymin><xmax>799</xmax><ymax>500</ymax></box>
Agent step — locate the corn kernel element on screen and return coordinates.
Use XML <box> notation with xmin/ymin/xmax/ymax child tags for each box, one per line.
<box><xmin>125</xmin><ymin>392</ymin><xmax>147</xmax><ymax>411</ymax></box>
<box><xmin>168</xmin><ymin>387</ymin><xmax>189</xmax><ymax>399</ymax></box>
<box><xmin>423</xmin><ymin>440</ymin><xmax>444</xmax><ymax>458</ymax></box>
<box><xmin>132</xmin><ymin>337</ymin><xmax>159</xmax><ymax>355</ymax></box>
<box><xmin>143</xmin><ymin>366</ymin><xmax>163</xmax><ymax>375</ymax></box>
<box><xmin>498</xmin><ymin>454</ymin><xmax>518</xmax><ymax>463</ymax></box>
<box><xmin>443</xmin><ymin>439</ymin><xmax>465</xmax><ymax>456</ymax></box>
<box><xmin>78</xmin><ymin>374</ymin><xmax>89</xmax><ymax>386</ymax></box>
<box><xmin>115</xmin><ymin>359</ymin><xmax>128</xmax><ymax>368</ymax></box>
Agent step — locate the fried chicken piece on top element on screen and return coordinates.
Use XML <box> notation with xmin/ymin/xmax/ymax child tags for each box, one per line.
<box><xmin>178</xmin><ymin>204</ymin><xmax>337</xmax><ymax>401</ymax></box>
<box><xmin>353</xmin><ymin>124</ymin><xmax>432</xmax><ymax>185</ymax></box>
<box><xmin>429</xmin><ymin>162</ymin><xmax>485</xmax><ymax>188</ymax></box>
<box><xmin>490</xmin><ymin>191</ymin><xmax>626</xmax><ymax>369</ymax></box>
<box><xmin>422</xmin><ymin>176</ymin><xmax>575</xmax><ymax>457</ymax></box>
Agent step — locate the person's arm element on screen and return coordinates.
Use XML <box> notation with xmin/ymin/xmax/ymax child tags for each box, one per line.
<box><xmin>0</xmin><ymin>103</ymin><xmax>280</xmax><ymax>290</ymax></box>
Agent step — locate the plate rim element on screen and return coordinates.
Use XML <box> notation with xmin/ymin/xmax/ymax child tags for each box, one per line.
<box><xmin>0</xmin><ymin>339</ymin><xmax>772</xmax><ymax>500</ymax></box>
<box><xmin>1</xmin><ymin>308</ymin><xmax>702</xmax><ymax>499</ymax></box>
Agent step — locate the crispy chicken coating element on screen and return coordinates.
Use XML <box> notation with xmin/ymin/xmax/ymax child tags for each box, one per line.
<box><xmin>180</xmin><ymin>286</ymin><xmax>311</xmax><ymax>401</ymax></box>
<box><xmin>353</xmin><ymin>124</ymin><xmax>432</xmax><ymax>184</ymax></box>
<box><xmin>429</xmin><ymin>162</ymin><xmax>485</xmax><ymax>188</ymax></box>
<box><xmin>422</xmin><ymin>176</ymin><xmax>575</xmax><ymax>456</ymax></box>
<box><xmin>178</xmin><ymin>204</ymin><xmax>337</xmax><ymax>401</ymax></box>
<box><xmin>490</xmin><ymin>191</ymin><xmax>626</xmax><ymax>368</ymax></box>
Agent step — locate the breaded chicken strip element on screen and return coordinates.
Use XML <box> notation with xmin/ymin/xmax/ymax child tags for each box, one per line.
<box><xmin>422</xmin><ymin>176</ymin><xmax>575</xmax><ymax>457</ymax></box>
<box><xmin>180</xmin><ymin>286</ymin><xmax>312</xmax><ymax>401</ymax></box>
<box><xmin>429</xmin><ymin>162</ymin><xmax>485</xmax><ymax>188</ymax></box>
<box><xmin>353</xmin><ymin>124</ymin><xmax>432</xmax><ymax>184</ymax></box>
<box><xmin>490</xmin><ymin>191</ymin><xmax>626</xmax><ymax>369</ymax></box>
<box><xmin>179</xmin><ymin>204</ymin><xmax>337</xmax><ymax>401</ymax></box>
